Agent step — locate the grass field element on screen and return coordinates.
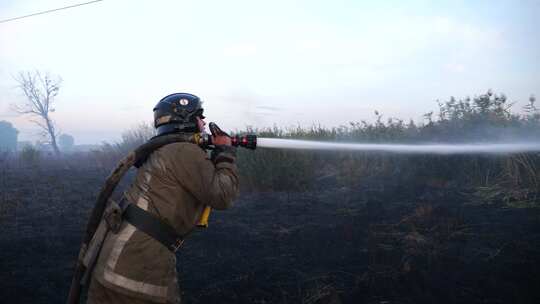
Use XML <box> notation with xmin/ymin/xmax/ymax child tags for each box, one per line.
<box><xmin>1</xmin><ymin>91</ymin><xmax>539</xmax><ymax>303</ymax></box>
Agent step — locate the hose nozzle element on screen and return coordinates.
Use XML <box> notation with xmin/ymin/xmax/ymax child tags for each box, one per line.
<box><xmin>231</xmin><ymin>134</ymin><xmax>257</xmax><ymax>150</ymax></box>
<box><xmin>198</xmin><ymin>122</ymin><xmax>257</xmax><ymax>150</ymax></box>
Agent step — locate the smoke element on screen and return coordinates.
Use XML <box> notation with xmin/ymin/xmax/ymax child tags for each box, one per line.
<box><xmin>257</xmin><ymin>138</ymin><xmax>540</xmax><ymax>155</ymax></box>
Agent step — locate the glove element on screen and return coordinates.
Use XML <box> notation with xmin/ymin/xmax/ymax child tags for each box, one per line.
<box><xmin>208</xmin><ymin>122</ymin><xmax>236</xmax><ymax>164</ymax></box>
<box><xmin>211</xmin><ymin>145</ymin><xmax>236</xmax><ymax>164</ymax></box>
<box><xmin>209</xmin><ymin>122</ymin><xmax>232</xmax><ymax>146</ymax></box>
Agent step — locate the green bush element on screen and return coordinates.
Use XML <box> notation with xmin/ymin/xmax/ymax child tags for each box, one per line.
<box><xmin>92</xmin><ymin>122</ymin><xmax>156</xmax><ymax>168</ymax></box>
<box><xmin>19</xmin><ymin>145</ymin><xmax>41</xmax><ymax>167</ymax></box>
<box><xmin>235</xmin><ymin>91</ymin><xmax>540</xmax><ymax>204</ymax></box>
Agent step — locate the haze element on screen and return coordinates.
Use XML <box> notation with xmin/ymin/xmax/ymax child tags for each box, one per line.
<box><xmin>0</xmin><ymin>0</ymin><xmax>539</xmax><ymax>144</ymax></box>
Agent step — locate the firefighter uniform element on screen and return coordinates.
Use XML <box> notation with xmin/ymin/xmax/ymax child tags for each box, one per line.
<box><xmin>87</xmin><ymin>141</ymin><xmax>238</xmax><ymax>304</ymax></box>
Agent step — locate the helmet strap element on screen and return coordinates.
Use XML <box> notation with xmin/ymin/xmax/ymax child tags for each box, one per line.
<box><xmin>156</xmin><ymin>122</ymin><xmax>198</xmax><ymax>136</ymax></box>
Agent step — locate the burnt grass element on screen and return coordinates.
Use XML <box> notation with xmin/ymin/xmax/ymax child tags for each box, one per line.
<box><xmin>1</xmin><ymin>166</ymin><xmax>540</xmax><ymax>304</ymax></box>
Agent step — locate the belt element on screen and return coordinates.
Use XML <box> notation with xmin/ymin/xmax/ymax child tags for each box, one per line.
<box><xmin>123</xmin><ymin>202</ymin><xmax>185</xmax><ymax>252</ymax></box>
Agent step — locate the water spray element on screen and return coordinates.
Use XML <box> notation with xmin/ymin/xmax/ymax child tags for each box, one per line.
<box><xmin>255</xmin><ymin>138</ymin><xmax>540</xmax><ymax>155</ymax></box>
<box><xmin>199</xmin><ymin>132</ymin><xmax>540</xmax><ymax>155</ymax></box>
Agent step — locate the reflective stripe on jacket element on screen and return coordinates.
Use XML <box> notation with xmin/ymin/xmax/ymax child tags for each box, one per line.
<box><xmin>93</xmin><ymin>142</ymin><xmax>239</xmax><ymax>303</ymax></box>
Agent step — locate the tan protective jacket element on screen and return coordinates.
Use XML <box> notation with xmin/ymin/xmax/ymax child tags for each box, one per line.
<box><xmin>92</xmin><ymin>142</ymin><xmax>239</xmax><ymax>303</ymax></box>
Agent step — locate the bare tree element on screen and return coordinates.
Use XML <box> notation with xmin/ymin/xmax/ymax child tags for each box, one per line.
<box><xmin>13</xmin><ymin>71</ymin><xmax>62</xmax><ymax>156</ymax></box>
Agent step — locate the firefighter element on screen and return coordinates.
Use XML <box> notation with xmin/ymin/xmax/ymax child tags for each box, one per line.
<box><xmin>86</xmin><ymin>93</ymin><xmax>239</xmax><ymax>304</ymax></box>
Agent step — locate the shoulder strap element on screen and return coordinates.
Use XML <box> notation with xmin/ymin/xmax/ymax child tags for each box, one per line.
<box><xmin>123</xmin><ymin>202</ymin><xmax>186</xmax><ymax>252</ymax></box>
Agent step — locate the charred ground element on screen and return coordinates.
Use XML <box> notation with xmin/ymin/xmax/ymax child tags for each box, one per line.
<box><xmin>0</xmin><ymin>164</ymin><xmax>539</xmax><ymax>304</ymax></box>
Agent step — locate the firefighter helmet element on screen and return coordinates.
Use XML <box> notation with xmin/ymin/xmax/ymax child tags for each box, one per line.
<box><xmin>153</xmin><ymin>93</ymin><xmax>205</xmax><ymax>136</ymax></box>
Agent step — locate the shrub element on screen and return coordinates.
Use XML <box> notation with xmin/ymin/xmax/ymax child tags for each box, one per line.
<box><xmin>235</xmin><ymin>91</ymin><xmax>540</xmax><ymax>201</ymax></box>
<box><xmin>92</xmin><ymin>122</ymin><xmax>155</xmax><ymax>168</ymax></box>
<box><xmin>19</xmin><ymin>145</ymin><xmax>41</xmax><ymax>167</ymax></box>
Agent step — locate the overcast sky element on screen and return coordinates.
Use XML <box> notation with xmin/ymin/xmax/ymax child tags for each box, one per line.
<box><xmin>1</xmin><ymin>0</ymin><xmax>539</xmax><ymax>144</ymax></box>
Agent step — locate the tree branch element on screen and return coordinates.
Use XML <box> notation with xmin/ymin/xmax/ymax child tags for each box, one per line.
<box><xmin>13</xmin><ymin>70</ymin><xmax>62</xmax><ymax>155</ymax></box>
